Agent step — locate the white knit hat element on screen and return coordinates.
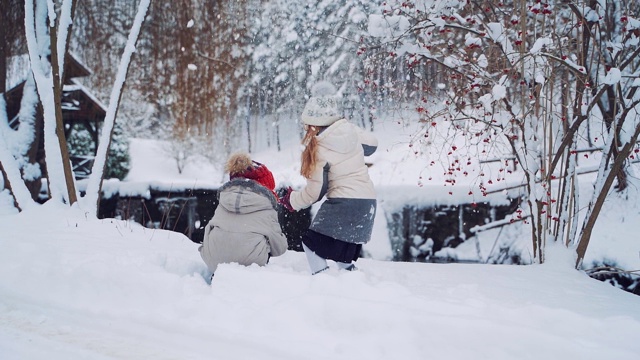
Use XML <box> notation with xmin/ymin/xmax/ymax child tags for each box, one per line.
<box><xmin>301</xmin><ymin>81</ymin><xmax>342</xmax><ymax>126</ymax></box>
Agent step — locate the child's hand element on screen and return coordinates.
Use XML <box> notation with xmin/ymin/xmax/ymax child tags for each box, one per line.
<box><xmin>279</xmin><ymin>187</ymin><xmax>295</xmax><ymax>213</ymax></box>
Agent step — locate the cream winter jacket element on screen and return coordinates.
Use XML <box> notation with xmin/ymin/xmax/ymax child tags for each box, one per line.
<box><xmin>199</xmin><ymin>178</ymin><xmax>288</xmax><ymax>273</ymax></box>
<box><xmin>289</xmin><ymin>119</ymin><xmax>378</xmax><ymax>244</ymax></box>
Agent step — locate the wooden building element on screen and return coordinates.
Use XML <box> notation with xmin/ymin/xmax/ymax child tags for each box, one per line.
<box><xmin>5</xmin><ymin>52</ymin><xmax>106</xmax><ymax>185</ymax></box>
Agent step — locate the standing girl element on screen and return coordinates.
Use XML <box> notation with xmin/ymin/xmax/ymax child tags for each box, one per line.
<box><xmin>281</xmin><ymin>82</ymin><xmax>377</xmax><ymax>274</ymax></box>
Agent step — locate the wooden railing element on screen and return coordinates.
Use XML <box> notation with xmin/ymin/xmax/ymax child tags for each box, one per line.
<box><xmin>70</xmin><ymin>155</ymin><xmax>94</xmax><ymax>179</ymax></box>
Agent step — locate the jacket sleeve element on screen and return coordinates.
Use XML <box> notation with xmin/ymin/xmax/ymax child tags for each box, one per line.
<box><xmin>202</xmin><ymin>218</ymin><xmax>214</xmax><ymax>243</ymax></box>
<box><xmin>354</xmin><ymin>124</ymin><xmax>378</xmax><ymax>156</ymax></box>
<box><xmin>265</xmin><ymin>211</ymin><xmax>288</xmax><ymax>257</ymax></box>
<box><xmin>289</xmin><ymin>160</ymin><xmax>329</xmax><ymax>211</ymax></box>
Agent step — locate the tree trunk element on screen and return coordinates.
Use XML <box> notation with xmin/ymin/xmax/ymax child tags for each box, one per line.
<box><xmin>245</xmin><ymin>94</ymin><xmax>251</xmax><ymax>152</ymax></box>
<box><xmin>576</xmin><ymin>119</ymin><xmax>640</xmax><ymax>268</ymax></box>
<box><xmin>0</xmin><ymin>2</ymin><xmax>6</xmax><ymax>95</ymax></box>
<box><xmin>49</xmin><ymin>19</ymin><xmax>77</xmax><ymax>205</ymax></box>
<box><xmin>0</xmin><ymin>7</ymin><xmax>18</xmax><ymax>208</ymax></box>
<box><xmin>58</xmin><ymin>0</ymin><xmax>78</xmax><ymax>85</ymax></box>
<box><xmin>24</xmin><ymin>103</ymin><xmax>43</xmax><ymax>201</ymax></box>
<box><xmin>0</xmin><ymin>163</ymin><xmax>20</xmax><ymax>210</ymax></box>
<box><xmin>84</xmin><ymin>0</ymin><xmax>151</xmax><ymax>214</ymax></box>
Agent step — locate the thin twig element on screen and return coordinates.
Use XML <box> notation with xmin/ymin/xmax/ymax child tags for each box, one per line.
<box><xmin>194</xmin><ymin>49</ymin><xmax>238</xmax><ymax>71</ymax></box>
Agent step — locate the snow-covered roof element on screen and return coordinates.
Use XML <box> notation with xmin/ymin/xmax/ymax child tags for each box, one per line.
<box><xmin>5</xmin><ymin>52</ymin><xmax>92</xmax><ymax>91</ymax></box>
<box><xmin>64</xmin><ymin>80</ymin><xmax>107</xmax><ymax>113</ymax></box>
<box><xmin>64</xmin><ymin>51</ymin><xmax>92</xmax><ymax>79</ymax></box>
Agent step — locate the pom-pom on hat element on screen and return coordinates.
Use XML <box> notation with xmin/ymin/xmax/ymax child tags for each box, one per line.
<box><xmin>226</xmin><ymin>152</ymin><xmax>276</xmax><ymax>196</ymax></box>
<box><xmin>301</xmin><ymin>81</ymin><xmax>342</xmax><ymax>126</ymax></box>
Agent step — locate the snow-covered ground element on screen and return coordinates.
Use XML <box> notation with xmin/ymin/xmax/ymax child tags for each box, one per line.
<box><xmin>1</xmin><ymin>201</ymin><xmax>639</xmax><ymax>360</ymax></box>
<box><xmin>2</xmin><ymin>114</ymin><xmax>640</xmax><ymax>359</ymax></box>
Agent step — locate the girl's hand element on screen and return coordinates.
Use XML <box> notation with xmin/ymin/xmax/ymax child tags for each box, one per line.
<box><xmin>279</xmin><ymin>187</ymin><xmax>295</xmax><ymax>213</ymax></box>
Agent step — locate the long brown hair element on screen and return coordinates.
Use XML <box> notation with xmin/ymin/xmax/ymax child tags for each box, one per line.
<box><xmin>300</xmin><ymin>125</ymin><xmax>321</xmax><ymax>179</ymax></box>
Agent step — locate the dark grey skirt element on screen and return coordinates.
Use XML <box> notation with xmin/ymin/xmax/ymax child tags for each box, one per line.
<box><xmin>302</xmin><ymin>229</ymin><xmax>362</xmax><ymax>263</ymax></box>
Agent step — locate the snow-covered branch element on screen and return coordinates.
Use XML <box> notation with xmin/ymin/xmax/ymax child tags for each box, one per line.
<box><xmin>0</xmin><ymin>98</ymin><xmax>36</xmax><ymax>210</ymax></box>
<box><xmin>82</xmin><ymin>0</ymin><xmax>151</xmax><ymax>214</ymax></box>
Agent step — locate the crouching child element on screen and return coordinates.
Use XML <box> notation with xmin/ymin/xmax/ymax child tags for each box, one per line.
<box><xmin>199</xmin><ymin>153</ymin><xmax>288</xmax><ymax>279</ymax></box>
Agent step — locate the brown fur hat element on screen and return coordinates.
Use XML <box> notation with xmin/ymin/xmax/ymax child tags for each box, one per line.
<box><xmin>225</xmin><ymin>152</ymin><xmax>253</xmax><ymax>175</ymax></box>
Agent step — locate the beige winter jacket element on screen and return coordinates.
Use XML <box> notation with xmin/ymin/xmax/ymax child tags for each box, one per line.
<box><xmin>289</xmin><ymin>119</ymin><xmax>378</xmax><ymax>244</ymax></box>
<box><xmin>199</xmin><ymin>178</ymin><xmax>288</xmax><ymax>273</ymax></box>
